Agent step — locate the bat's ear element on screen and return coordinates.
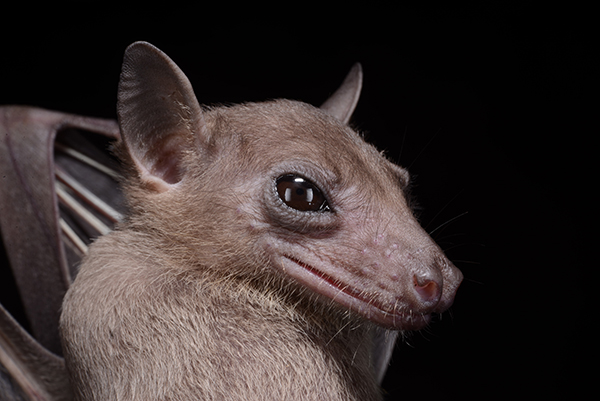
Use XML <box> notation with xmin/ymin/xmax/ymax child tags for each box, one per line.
<box><xmin>117</xmin><ymin>41</ymin><xmax>206</xmax><ymax>193</ymax></box>
<box><xmin>320</xmin><ymin>63</ymin><xmax>363</xmax><ymax>124</ymax></box>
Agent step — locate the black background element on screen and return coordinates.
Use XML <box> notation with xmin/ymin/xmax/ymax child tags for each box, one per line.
<box><xmin>1</xmin><ymin>4</ymin><xmax>594</xmax><ymax>400</ymax></box>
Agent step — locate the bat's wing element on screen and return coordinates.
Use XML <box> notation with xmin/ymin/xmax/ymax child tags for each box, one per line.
<box><xmin>0</xmin><ymin>106</ymin><xmax>122</xmax><ymax>400</ymax></box>
<box><xmin>0</xmin><ymin>304</ymin><xmax>71</xmax><ymax>401</ymax></box>
<box><xmin>372</xmin><ymin>328</ymin><xmax>398</xmax><ymax>385</ymax></box>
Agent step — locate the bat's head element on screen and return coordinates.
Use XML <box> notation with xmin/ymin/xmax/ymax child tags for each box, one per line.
<box><xmin>116</xmin><ymin>41</ymin><xmax>462</xmax><ymax>331</ymax></box>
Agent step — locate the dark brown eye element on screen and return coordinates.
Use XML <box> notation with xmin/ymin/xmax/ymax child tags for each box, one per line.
<box><xmin>276</xmin><ymin>174</ymin><xmax>329</xmax><ymax>212</ymax></box>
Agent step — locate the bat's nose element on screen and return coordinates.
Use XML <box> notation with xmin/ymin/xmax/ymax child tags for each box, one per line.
<box><xmin>413</xmin><ymin>275</ymin><xmax>442</xmax><ymax>307</ymax></box>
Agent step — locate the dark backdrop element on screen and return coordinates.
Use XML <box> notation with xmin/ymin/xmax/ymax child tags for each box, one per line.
<box><xmin>1</xmin><ymin>4</ymin><xmax>594</xmax><ymax>400</ymax></box>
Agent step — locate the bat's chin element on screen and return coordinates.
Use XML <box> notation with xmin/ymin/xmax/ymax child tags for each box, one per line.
<box><xmin>280</xmin><ymin>255</ymin><xmax>431</xmax><ymax>331</ymax></box>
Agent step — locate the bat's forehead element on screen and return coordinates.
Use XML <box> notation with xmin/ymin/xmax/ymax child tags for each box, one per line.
<box><xmin>207</xmin><ymin>99</ymin><xmax>387</xmax><ymax>177</ymax></box>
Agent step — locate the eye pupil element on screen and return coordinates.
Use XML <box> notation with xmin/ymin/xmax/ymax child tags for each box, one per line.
<box><xmin>276</xmin><ymin>174</ymin><xmax>329</xmax><ymax>212</ymax></box>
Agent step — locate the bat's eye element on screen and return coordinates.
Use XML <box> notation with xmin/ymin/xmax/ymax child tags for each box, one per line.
<box><xmin>276</xmin><ymin>174</ymin><xmax>330</xmax><ymax>212</ymax></box>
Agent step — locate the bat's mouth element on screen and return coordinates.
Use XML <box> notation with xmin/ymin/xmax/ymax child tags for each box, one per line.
<box><xmin>282</xmin><ymin>255</ymin><xmax>430</xmax><ymax>330</ymax></box>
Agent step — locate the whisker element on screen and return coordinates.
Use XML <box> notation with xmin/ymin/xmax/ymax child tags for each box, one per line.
<box><xmin>394</xmin><ymin>125</ymin><xmax>408</xmax><ymax>165</ymax></box>
<box><xmin>335</xmin><ymin>242</ymin><xmax>366</xmax><ymax>253</ymax></box>
<box><xmin>451</xmin><ymin>259</ymin><xmax>481</xmax><ymax>265</ymax></box>
<box><xmin>407</xmin><ymin>127</ymin><xmax>442</xmax><ymax>170</ymax></box>
<box><xmin>423</xmin><ymin>189</ymin><xmax>464</xmax><ymax>232</ymax></box>
<box><xmin>325</xmin><ymin>319</ymin><xmax>352</xmax><ymax>347</ymax></box>
<box><xmin>375</xmin><ymin>215</ymin><xmax>394</xmax><ymax>240</ymax></box>
<box><xmin>463</xmin><ymin>277</ymin><xmax>485</xmax><ymax>285</ymax></box>
<box><xmin>427</xmin><ymin>211</ymin><xmax>469</xmax><ymax>237</ymax></box>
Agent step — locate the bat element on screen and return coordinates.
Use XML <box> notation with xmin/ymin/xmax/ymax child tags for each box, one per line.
<box><xmin>1</xmin><ymin>41</ymin><xmax>462</xmax><ymax>400</ymax></box>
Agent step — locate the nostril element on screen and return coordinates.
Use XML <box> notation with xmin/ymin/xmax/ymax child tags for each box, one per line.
<box><xmin>413</xmin><ymin>275</ymin><xmax>441</xmax><ymax>304</ymax></box>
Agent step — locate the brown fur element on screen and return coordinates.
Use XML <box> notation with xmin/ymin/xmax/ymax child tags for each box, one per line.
<box><xmin>60</xmin><ymin>42</ymin><xmax>462</xmax><ymax>400</ymax></box>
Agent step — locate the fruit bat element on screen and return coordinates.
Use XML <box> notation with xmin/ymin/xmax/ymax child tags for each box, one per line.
<box><xmin>0</xmin><ymin>41</ymin><xmax>462</xmax><ymax>400</ymax></box>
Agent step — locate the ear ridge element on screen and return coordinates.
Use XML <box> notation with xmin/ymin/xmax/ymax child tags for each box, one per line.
<box><xmin>320</xmin><ymin>63</ymin><xmax>363</xmax><ymax>124</ymax></box>
<box><xmin>117</xmin><ymin>41</ymin><xmax>205</xmax><ymax>192</ymax></box>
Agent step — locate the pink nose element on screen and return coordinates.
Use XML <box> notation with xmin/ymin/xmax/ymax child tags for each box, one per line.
<box><xmin>413</xmin><ymin>275</ymin><xmax>442</xmax><ymax>305</ymax></box>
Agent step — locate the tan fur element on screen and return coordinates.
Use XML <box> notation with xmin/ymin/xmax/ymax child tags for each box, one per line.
<box><xmin>60</xmin><ymin>43</ymin><xmax>462</xmax><ymax>400</ymax></box>
<box><xmin>61</xmin><ymin>103</ymin><xmax>384</xmax><ymax>400</ymax></box>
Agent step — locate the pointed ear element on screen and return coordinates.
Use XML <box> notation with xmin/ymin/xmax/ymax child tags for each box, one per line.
<box><xmin>117</xmin><ymin>41</ymin><xmax>205</xmax><ymax>193</ymax></box>
<box><xmin>320</xmin><ymin>63</ymin><xmax>363</xmax><ymax>124</ymax></box>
